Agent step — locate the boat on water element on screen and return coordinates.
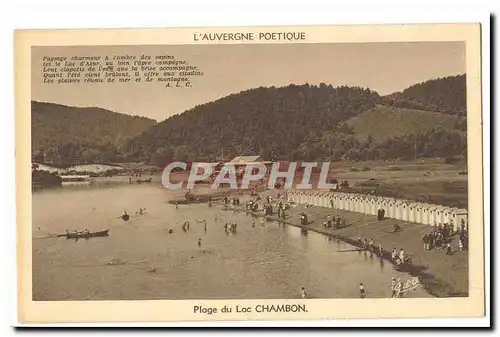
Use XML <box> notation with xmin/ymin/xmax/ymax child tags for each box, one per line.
<box><xmin>59</xmin><ymin>229</ymin><xmax>109</xmax><ymax>239</ymax></box>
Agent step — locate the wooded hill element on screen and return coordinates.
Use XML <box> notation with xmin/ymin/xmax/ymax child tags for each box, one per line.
<box><xmin>32</xmin><ymin>101</ymin><xmax>156</xmax><ymax>166</ymax></box>
<box><xmin>125</xmin><ymin>75</ymin><xmax>467</xmax><ymax>164</ymax></box>
<box><xmin>32</xmin><ymin>74</ymin><xmax>467</xmax><ymax>166</ymax></box>
<box><xmin>382</xmin><ymin>74</ymin><xmax>466</xmax><ymax>116</ymax></box>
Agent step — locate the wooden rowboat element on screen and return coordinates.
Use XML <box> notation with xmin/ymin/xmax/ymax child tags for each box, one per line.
<box><xmin>59</xmin><ymin>229</ymin><xmax>109</xmax><ymax>239</ymax></box>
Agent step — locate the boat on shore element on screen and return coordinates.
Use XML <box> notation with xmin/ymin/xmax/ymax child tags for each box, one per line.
<box><xmin>58</xmin><ymin>229</ymin><xmax>109</xmax><ymax>239</ymax></box>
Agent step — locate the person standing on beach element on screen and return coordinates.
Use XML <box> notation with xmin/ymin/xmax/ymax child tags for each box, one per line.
<box><xmin>359</xmin><ymin>283</ymin><xmax>366</xmax><ymax>298</ymax></box>
<box><xmin>422</xmin><ymin>233</ymin><xmax>429</xmax><ymax>251</ymax></box>
<box><xmin>446</xmin><ymin>242</ymin><xmax>452</xmax><ymax>255</ymax></box>
<box><xmin>369</xmin><ymin>239</ymin><xmax>374</xmax><ymax>252</ymax></box>
<box><xmin>399</xmin><ymin>248</ymin><xmax>405</xmax><ymax>264</ymax></box>
<box><xmin>378</xmin><ymin>243</ymin><xmax>383</xmax><ymax>257</ymax></box>
<box><xmin>197</xmin><ymin>238</ymin><xmax>202</xmax><ymax>248</ymax></box>
<box><xmin>363</xmin><ymin>239</ymin><xmax>369</xmax><ymax>251</ymax></box>
<box><xmin>391</xmin><ymin>248</ymin><xmax>397</xmax><ymax>262</ymax></box>
<box><xmin>301</xmin><ymin>287</ymin><xmax>307</xmax><ymax>299</ymax></box>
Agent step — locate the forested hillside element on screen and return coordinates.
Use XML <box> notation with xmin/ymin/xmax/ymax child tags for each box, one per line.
<box><xmin>124</xmin><ymin>84</ymin><xmax>380</xmax><ymax>164</ymax></box>
<box><xmin>32</xmin><ymin>74</ymin><xmax>467</xmax><ymax>166</ymax></box>
<box><xmin>125</xmin><ymin>78</ymin><xmax>467</xmax><ymax>164</ymax></box>
<box><xmin>382</xmin><ymin>74</ymin><xmax>466</xmax><ymax>116</ymax></box>
<box><xmin>32</xmin><ymin>101</ymin><xmax>156</xmax><ymax>166</ymax></box>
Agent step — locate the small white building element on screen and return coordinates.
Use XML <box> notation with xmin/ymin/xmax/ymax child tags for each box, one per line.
<box><xmin>408</xmin><ymin>202</ymin><xmax>419</xmax><ymax>223</ymax></box>
<box><xmin>394</xmin><ymin>201</ymin><xmax>403</xmax><ymax>220</ymax></box>
<box><xmin>414</xmin><ymin>204</ymin><xmax>423</xmax><ymax>224</ymax></box>
<box><xmin>341</xmin><ymin>193</ymin><xmax>349</xmax><ymax>210</ymax></box>
<box><xmin>368</xmin><ymin>197</ymin><xmax>377</xmax><ymax>215</ymax></box>
<box><xmin>353</xmin><ymin>196</ymin><xmax>361</xmax><ymax>213</ymax></box>
<box><xmin>401</xmin><ymin>201</ymin><xmax>410</xmax><ymax>221</ymax></box>
<box><xmin>452</xmin><ymin>208</ymin><xmax>468</xmax><ymax>231</ymax></box>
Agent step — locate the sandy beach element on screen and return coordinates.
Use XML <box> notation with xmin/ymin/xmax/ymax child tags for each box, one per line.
<box><xmin>219</xmin><ymin>189</ymin><xmax>468</xmax><ymax>297</ymax></box>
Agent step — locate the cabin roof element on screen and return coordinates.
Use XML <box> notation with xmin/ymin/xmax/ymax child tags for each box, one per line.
<box><xmin>229</xmin><ymin>155</ymin><xmax>262</xmax><ymax>164</ymax></box>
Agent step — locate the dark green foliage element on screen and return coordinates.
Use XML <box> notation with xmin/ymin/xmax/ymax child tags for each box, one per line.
<box><xmin>32</xmin><ymin>101</ymin><xmax>156</xmax><ymax>166</ymax></box>
<box><xmin>33</xmin><ymin>75</ymin><xmax>467</xmax><ymax>166</ymax></box>
<box><xmin>32</xmin><ymin>169</ymin><xmax>62</xmax><ymax>188</ymax></box>
<box><xmin>125</xmin><ymin>84</ymin><xmax>380</xmax><ymax>162</ymax></box>
<box><xmin>382</xmin><ymin>74</ymin><xmax>466</xmax><ymax>116</ymax></box>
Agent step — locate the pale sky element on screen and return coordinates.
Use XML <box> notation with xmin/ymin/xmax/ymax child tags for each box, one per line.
<box><xmin>32</xmin><ymin>42</ymin><xmax>465</xmax><ymax>122</ymax></box>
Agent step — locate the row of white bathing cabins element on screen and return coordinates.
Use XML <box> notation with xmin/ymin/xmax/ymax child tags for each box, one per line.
<box><xmin>285</xmin><ymin>190</ymin><xmax>468</xmax><ymax>231</ymax></box>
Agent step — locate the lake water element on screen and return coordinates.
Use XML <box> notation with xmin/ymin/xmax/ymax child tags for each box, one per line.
<box><xmin>32</xmin><ymin>180</ymin><xmax>431</xmax><ymax>300</ymax></box>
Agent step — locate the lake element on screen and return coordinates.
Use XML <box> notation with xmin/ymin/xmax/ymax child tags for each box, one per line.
<box><xmin>32</xmin><ymin>180</ymin><xmax>431</xmax><ymax>300</ymax></box>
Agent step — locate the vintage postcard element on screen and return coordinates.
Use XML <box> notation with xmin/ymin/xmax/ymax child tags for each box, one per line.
<box><xmin>15</xmin><ymin>23</ymin><xmax>485</xmax><ymax>323</ymax></box>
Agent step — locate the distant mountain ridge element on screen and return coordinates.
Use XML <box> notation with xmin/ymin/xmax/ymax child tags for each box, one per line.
<box><xmin>124</xmin><ymin>75</ymin><xmax>466</xmax><ymax>164</ymax></box>
<box><xmin>32</xmin><ymin>74</ymin><xmax>467</xmax><ymax>166</ymax></box>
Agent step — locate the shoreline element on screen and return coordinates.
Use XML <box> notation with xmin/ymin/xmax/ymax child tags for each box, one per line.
<box><xmin>216</xmin><ymin>196</ymin><xmax>468</xmax><ymax>298</ymax></box>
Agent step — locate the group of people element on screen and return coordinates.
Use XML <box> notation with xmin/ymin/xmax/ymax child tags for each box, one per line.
<box><xmin>422</xmin><ymin>222</ymin><xmax>467</xmax><ymax>254</ymax></box>
<box><xmin>322</xmin><ymin>214</ymin><xmax>347</xmax><ymax>230</ymax></box>
<box><xmin>246</xmin><ymin>200</ymin><xmax>260</xmax><ymax>212</ymax></box>
<box><xmin>301</xmin><ymin>279</ymin><xmax>410</xmax><ymax>299</ymax></box>
<box><xmin>277</xmin><ymin>201</ymin><xmax>288</xmax><ymax>220</ymax></box>
<box><xmin>356</xmin><ymin>237</ymin><xmax>384</xmax><ymax>258</ymax></box>
<box><xmin>181</xmin><ymin>221</ymin><xmax>191</xmax><ymax>232</ymax></box>
<box><xmin>263</xmin><ymin>203</ymin><xmax>273</xmax><ymax>216</ymax></box>
<box><xmin>65</xmin><ymin>229</ymin><xmax>90</xmax><ymax>236</ymax></box>
<box><xmin>120</xmin><ymin>208</ymin><xmax>146</xmax><ymax>221</ymax></box>
<box><xmin>229</xmin><ymin>196</ymin><xmax>241</xmax><ymax>206</ymax></box>
<box><xmin>423</xmin><ymin>222</ymin><xmax>453</xmax><ymax>249</ymax></box>
<box><xmin>391</xmin><ymin>247</ymin><xmax>408</xmax><ymax>266</ymax></box>
<box><xmin>224</xmin><ymin>222</ymin><xmax>237</xmax><ymax>234</ymax></box>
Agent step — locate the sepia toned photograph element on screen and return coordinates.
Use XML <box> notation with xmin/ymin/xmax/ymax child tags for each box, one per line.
<box><xmin>15</xmin><ymin>24</ymin><xmax>485</xmax><ymax>322</ymax></box>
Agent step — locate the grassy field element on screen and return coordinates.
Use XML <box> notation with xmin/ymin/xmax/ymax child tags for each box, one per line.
<box><xmin>326</xmin><ymin>159</ymin><xmax>468</xmax><ymax>208</ymax></box>
<box><xmin>346</xmin><ymin>105</ymin><xmax>463</xmax><ymax>142</ymax></box>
